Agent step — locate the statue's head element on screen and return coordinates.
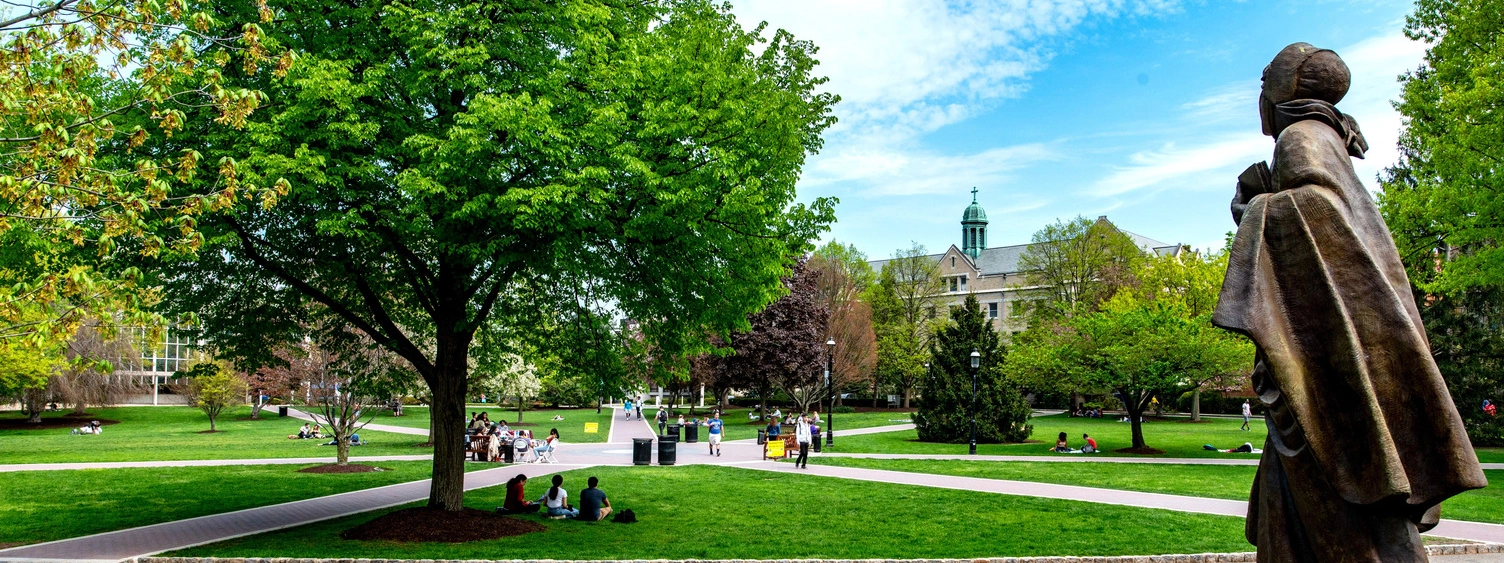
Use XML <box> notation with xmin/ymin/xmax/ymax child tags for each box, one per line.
<box><xmin>1259</xmin><ymin>43</ymin><xmax>1350</xmax><ymax>136</ymax></box>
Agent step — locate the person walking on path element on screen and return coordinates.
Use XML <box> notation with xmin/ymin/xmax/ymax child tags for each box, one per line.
<box><xmin>794</xmin><ymin>414</ymin><xmax>812</xmax><ymax>468</ymax></box>
<box><xmin>635</xmin><ymin>399</ymin><xmax>643</xmax><ymax>421</ymax></box>
<box><xmin>706</xmin><ymin>411</ymin><xmax>724</xmax><ymax>456</ymax></box>
<box><xmin>1241</xmin><ymin>400</ymin><xmax>1252</xmax><ymax>431</ymax></box>
<box><xmin>623</xmin><ymin>399</ymin><xmax>633</xmax><ymax>420</ymax></box>
<box><xmin>656</xmin><ymin>406</ymin><xmax>668</xmax><ymax>436</ymax></box>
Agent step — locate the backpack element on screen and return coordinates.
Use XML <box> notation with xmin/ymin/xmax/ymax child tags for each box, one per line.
<box><xmin>612</xmin><ymin>509</ymin><xmax>638</xmax><ymax>523</ymax></box>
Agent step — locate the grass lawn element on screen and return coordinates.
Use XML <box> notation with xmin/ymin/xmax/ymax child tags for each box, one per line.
<box><xmin>0</xmin><ymin>407</ymin><xmax>429</xmax><ymax>464</ymax></box>
<box><xmin>832</xmin><ymin>413</ymin><xmax>1271</xmax><ymax>458</ymax></box>
<box><xmin>170</xmin><ymin>465</ymin><xmax>1251</xmax><ymax>559</ymax></box>
<box><xmin>1476</xmin><ymin>447</ymin><xmax>1503</xmax><ymax>463</ymax></box>
<box><xmin>369</xmin><ymin>407</ymin><xmax>615</xmax><ymax>443</ymax></box>
<box><xmin>0</xmin><ymin>461</ymin><xmax>471</xmax><ymax>546</ymax></box>
<box><xmin>808</xmin><ymin>458</ymin><xmax>1504</xmax><ymax>526</ymax></box>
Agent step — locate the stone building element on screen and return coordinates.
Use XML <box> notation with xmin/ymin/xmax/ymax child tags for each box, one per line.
<box><xmin>869</xmin><ymin>188</ymin><xmax>1182</xmax><ymax>334</ymax></box>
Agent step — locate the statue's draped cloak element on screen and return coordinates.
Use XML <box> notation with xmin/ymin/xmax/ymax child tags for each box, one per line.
<box><xmin>1213</xmin><ymin>118</ymin><xmax>1486</xmax><ymax>561</ymax></box>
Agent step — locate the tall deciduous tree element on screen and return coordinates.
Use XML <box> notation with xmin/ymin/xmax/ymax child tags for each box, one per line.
<box><xmin>1018</xmin><ymin>216</ymin><xmax>1144</xmax><ymax>320</ymax></box>
<box><xmin>56</xmin><ymin>321</ymin><xmax>141</xmax><ymax>415</ymax></box>
<box><xmin>158</xmin><ymin>0</ymin><xmax>834</xmax><ymax>510</ymax></box>
<box><xmin>915</xmin><ymin>295</ymin><xmax>1031</xmax><ymax>444</ymax></box>
<box><xmin>723</xmin><ymin>261</ymin><xmax>828</xmax><ymax>417</ymax></box>
<box><xmin>0</xmin><ymin>341</ymin><xmax>59</xmax><ymax>422</ymax></box>
<box><xmin>1380</xmin><ymin>0</ymin><xmax>1503</xmax><ymax>296</ymax></box>
<box><xmin>1380</xmin><ymin>0</ymin><xmax>1504</xmax><ymax>447</ymax></box>
<box><xmin>0</xmin><ymin>0</ymin><xmax>284</xmax><ymax>347</ymax></box>
<box><xmin>808</xmin><ymin>243</ymin><xmax>876</xmax><ymax>406</ymax></box>
<box><xmin>868</xmin><ymin>243</ymin><xmax>942</xmax><ymax>408</ymax></box>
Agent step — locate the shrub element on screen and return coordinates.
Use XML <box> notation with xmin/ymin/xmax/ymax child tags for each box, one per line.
<box><xmin>832</xmin><ymin>406</ymin><xmax>855</xmax><ymax>414</ymax></box>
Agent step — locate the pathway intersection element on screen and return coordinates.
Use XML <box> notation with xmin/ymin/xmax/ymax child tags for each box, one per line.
<box><xmin>2</xmin><ymin>405</ymin><xmax>1500</xmax><ymax>562</ymax></box>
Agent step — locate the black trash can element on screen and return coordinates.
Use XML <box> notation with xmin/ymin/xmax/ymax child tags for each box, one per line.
<box><xmin>757</xmin><ymin>429</ymin><xmax>766</xmax><ymax>445</ymax></box>
<box><xmin>503</xmin><ymin>440</ymin><xmax>515</xmax><ymax>464</ymax></box>
<box><xmin>683</xmin><ymin>423</ymin><xmax>699</xmax><ymax>443</ymax></box>
<box><xmin>632</xmin><ymin>438</ymin><xmax>653</xmax><ymax>466</ymax></box>
<box><xmin>658</xmin><ymin>435</ymin><xmax>677</xmax><ymax>465</ymax></box>
<box><xmin>277</xmin><ymin>406</ymin><xmax>288</xmax><ymax>417</ymax></box>
<box><xmin>813</xmin><ymin>435</ymin><xmax>822</xmax><ymax>453</ymax></box>
<box><xmin>667</xmin><ymin>423</ymin><xmax>681</xmax><ymax>442</ymax></box>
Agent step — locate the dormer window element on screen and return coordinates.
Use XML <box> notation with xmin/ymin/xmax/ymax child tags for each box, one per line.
<box><xmin>951</xmin><ymin>256</ymin><xmax>956</xmax><ymax>268</ymax></box>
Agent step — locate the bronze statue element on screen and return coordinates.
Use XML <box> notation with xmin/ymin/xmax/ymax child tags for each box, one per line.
<box><xmin>1213</xmin><ymin>43</ymin><xmax>1487</xmax><ymax>562</ymax></box>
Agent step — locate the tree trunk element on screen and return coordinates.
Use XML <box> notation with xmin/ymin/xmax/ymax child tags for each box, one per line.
<box><xmin>516</xmin><ymin>394</ymin><xmax>525</xmax><ymax>423</ymax></box>
<box><xmin>428</xmin><ymin>370</ymin><xmax>467</xmax><ymax>511</ymax></box>
<box><xmin>902</xmin><ymin>387</ymin><xmax>912</xmax><ymax>409</ymax></box>
<box><xmin>336</xmin><ymin>436</ymin><xmax>350</xmax><ymax>465</ymax></box>
<box><xmin>209</xmin><ymin>412</ymin><xmax>218</xmax><ymax>432</ymax></box>
<box><xmin>24</xmin><ymin>388</ymin><xmax>44</xmax><ymax>423</ymax></box>
<box><xmin>71</xmin><ymin>396</ymin><xmax>88</xmax><ymax>415</ymax></box>
<box><xmin>1191</xmin><ymin>388</ymin><xmax>1202</xmax><ymax>422</ymax></box>
<box><xmin>1126</xmin><ymin>394</ymin><xmax>1146</xmax><ymax>450</ymax></box>
<box><xmin>872</xmin><ymin>377</ymin><xmax>880</xmax><ymax>408</ymax></box>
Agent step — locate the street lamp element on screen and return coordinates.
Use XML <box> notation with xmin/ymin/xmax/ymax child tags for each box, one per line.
<box><xmin>969</xmin><ymin>348</ymin><xmax>981</xmax><ymax>455</ymax></box>
<box><xmin>597</xmin><ymin>377</ymin><xmax>603</xmax><ymax>414</ymax></box>
<box><xmin>825</xmin><ymin>337</ymin><xmax>836</xmax><ymax>447</ymax></box>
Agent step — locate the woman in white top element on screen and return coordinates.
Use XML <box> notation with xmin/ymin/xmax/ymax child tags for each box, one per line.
<box><xmin>794</xmin><ymin>415</ymin><xmax>812</xmax><ymax>469</ymax></box>
<box><xmin>537</xmin><ymin>474</ymin><xmax>577</xmax><ymax>518</ymax></box>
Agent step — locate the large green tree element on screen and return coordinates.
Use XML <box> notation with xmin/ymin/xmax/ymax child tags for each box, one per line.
<box><xmin>158</xmin><ymin>0</ymin><xmax>835</xmax><ymax>510</ymax></box>
<box><xmin>0</xmin><ymin>0</ymin><xmax>283</xmax><ymax>347</ymax></box>
<box><xmin>1380</xmin><ymin>0</ymin><xmax>1504</xmax><ymax>447</ymax></box>
<box><xmin>1009</xmin><ymin>300</ymin><xmax>1249</xmax><ymax>451</ymax></box>
<box><xmin>914</xmin><ymin>295</ymin><xmax>1031</xmax><ymax>444</ymax></box>
<box><xmin>867</xmin><ymin>242</ymin><xmax>942</xmax><ymax>408</ymax></box>
<box><xmin>1017</xmin><ymin>216</ymin><xmax>1144</xmax><ymax>320</ymax></box>
<box><xmin>1380</xmin><ymin>0</ymin><xmax>1503</xmax><ymax>295</ymax></box>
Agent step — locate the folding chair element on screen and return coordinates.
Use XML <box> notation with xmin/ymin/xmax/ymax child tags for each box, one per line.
<box><xmin>536</xmin><ymin>440</ymin><xmax>559</xmax><ymax>464</ymax></box>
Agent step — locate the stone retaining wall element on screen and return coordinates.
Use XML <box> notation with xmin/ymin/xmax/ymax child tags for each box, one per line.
<box><xmin>132</xmin><ymin>543</ymin><xmax>1504</xmax><ymax>563</ymax></box>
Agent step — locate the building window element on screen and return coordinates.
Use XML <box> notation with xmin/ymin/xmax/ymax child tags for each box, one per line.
<box><xmin>948</xmin><ymin>277</ymin><xmax>958</xmax><ymax>292</ymax></box>
<box><xmin>959</xmin><ymin>276</ymin><xmax>967</xmax><ymax>291</ymax></box>
<box><xmin>951</xmin><ymin>256</ymin><xmax>956</xmax><ymax>268</ymax></box>
<box><xmin>988</xmin><ymin>302</ymin><xmax>998</xmax><ymax>318</ymax></box>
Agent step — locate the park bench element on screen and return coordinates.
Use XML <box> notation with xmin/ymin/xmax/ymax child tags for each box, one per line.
<box><xmin>466</xmin><ymin>435</ymin><xmax>492</xmax><ymax>461</ymax></box>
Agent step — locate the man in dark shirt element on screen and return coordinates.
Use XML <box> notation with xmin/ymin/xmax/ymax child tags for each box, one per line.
<box><xmin>577</xmin><ymin>476</ymin><xmax>612</xmax><ymax>522</ymax></box>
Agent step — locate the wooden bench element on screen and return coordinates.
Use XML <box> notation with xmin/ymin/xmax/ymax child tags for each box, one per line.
<box><xmin>466</xmin><ymin>435</ymin><xmax>491</xmax><ymax>461</ymax></box>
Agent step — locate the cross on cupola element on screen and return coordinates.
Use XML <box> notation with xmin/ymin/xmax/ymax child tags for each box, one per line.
<box><xmin>961</xmin><ymin>187</ymin><xmax>988</xmax><ymax>260</ymax></box>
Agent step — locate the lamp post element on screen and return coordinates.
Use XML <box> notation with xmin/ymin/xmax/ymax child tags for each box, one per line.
<box><xmin>597</xmin><ymin>377</ymin><xmax>603</xmax><ymax>414</ymax></box>
<box><xmin>825</xmin><ymin>337</ymin><xmax>836</xmax><ymax>447</ymax></box>
<box><xmin>969</xmin><ymin>348</ymin><xmax>980</xmax><ymax>455</ymax></box>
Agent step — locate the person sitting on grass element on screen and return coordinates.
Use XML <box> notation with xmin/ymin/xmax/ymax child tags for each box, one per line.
<box><xmin>1082</xmin><ymin>433</ymin><xmax>1097</xmax><ymax>453</ymax></box>
<box><xmin>538</xmin><ymin>474</ymin><xmax>577</xmax><ymax>518</ymax></box>
<box><xmin>496</xmin><ymin>474</ymin><xmax>540</xmax><ymax>514</ymax></box>
<box><xmin>576</xmin><ymin>476</ymin><xmax>612</xmax><ymax>522</ymax></box>
<box><xmin>289</xmin><ymin>424</ymin><xmax>312</xmax><ymax>439</ymax></box>
<box><xmin>1053</xmin><ymin>431</ymin><xmax>1071</xmax><ymax>453</ymax></box>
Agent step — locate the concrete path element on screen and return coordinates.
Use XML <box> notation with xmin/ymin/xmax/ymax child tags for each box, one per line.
<box><xmin>0</xmin><ymin>464</ymin><xmax>584</xmax><ymax>562</ymax></box>
<box><xmin>741</xmin><ymin>460</ymin><xmax>1504</xmax><ymax>544</ymax></box>
<box><xmin>285</xmin><ymin>408</ymin><xmax>428</xmax><ymax>437</ymax></box>
<box><xmin>821</xmin><ymin>452</ymin><xmax>1261</xmax><ymax>466</ymax></box>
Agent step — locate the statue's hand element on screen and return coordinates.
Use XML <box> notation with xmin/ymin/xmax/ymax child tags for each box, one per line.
<box><xmin>1232</xmin><ymin>161</ymin><xmax>1272</xmax><ymax>225</ymax></box>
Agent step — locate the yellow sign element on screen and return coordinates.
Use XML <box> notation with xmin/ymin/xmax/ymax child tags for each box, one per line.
<box><xmin>765</xmin><ymin>439</ymin><xmax>785</xmax><ymax>459</ymax></box>
<box><xmin>583</xmin><ymin>422</ymin><xmax>599</xmax><ymax>434</ymax></box>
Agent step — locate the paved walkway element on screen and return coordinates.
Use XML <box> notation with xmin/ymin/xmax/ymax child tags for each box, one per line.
<box><xmin>0</xmin><ymin>455</ymin><xmax>435</xmax><ymax>473</ymax></box>
<box><xmin>285</xmin><ymin>408</ymin><xmax>428</xmax><ymax>437</ymax></box>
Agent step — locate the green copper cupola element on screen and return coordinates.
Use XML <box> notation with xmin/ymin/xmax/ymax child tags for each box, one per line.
<box><xmin>961</xmin><ymin>187</ymin><xmax>988</xmax><ymax>260</ymax></box>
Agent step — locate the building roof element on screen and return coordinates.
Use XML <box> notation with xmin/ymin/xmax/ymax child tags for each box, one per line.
<box><xmin>867</xmin><ymin>228</ymin><xmax>1180</xmax><ymax>276</ymax></box>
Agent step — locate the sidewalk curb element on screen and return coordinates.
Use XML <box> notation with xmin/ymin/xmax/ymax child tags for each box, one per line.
<box><xmin>130</xmin><ymin>543</ymin><xmax>1504</xmax><ymax>563</ymax></box>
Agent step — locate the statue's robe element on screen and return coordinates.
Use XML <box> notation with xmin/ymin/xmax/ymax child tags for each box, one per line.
<box><xmin>1213</xmin><ymin>117</ymin><xmax>1487</xmax><ymax>562</ymax></box>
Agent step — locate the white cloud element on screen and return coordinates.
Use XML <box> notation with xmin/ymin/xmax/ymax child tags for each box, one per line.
<box><xmin>806</xmin><ymin>143</ymin><xmax>1058</xmax><ymax>196</ymax></box>
<box><xmin>1083</xmin><ymin>29</ymin><xmax>1427</xmax><ymax>198</ymax></box>
<box><xmin>732</xmin><ymin>0</ymin><xmax>1184</xmax><ymax>146</ymax></box>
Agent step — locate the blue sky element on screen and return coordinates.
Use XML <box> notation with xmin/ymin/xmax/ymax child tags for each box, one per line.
<box><xmin>730</xmin><ymin>0</ymin><xmax>1425</xmax><ymax>258</ymax></box>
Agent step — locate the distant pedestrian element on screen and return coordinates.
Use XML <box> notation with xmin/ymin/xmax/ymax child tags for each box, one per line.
<box><xmin>1241</xmin><ymin>400</ymin><xmax>1253</xmax><ymax>431</ymax></box>
<box><xmin>706</xmin><ymin>411</ymin><xmax>724</xmax><ymax>456</ymax></box>
<box><xmin>623</xmin><ymin>399</ymin><xmax>633</xmax><ymax>420</ymax></box>
<box><xmin>794</xmin><ymin>415</ymin><xmax>812</xmax><ymax>468</ymax></box>
<box><xmin>635</xmin><ymin>400</ymin><xmax>643</xmax><ymax>421</ymax></box>
<box><xmin>656</xmin><ymin>407</ymin><xmax>668</xmax><ymax>436</ymax></box>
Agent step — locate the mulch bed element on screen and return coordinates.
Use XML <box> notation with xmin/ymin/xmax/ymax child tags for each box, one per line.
<box><xmin>298</xmin><ymin>463</ymin><xmax>386</xmax><ymax>474</ymax></box>
<box><xmin>340</xmin><ymin>507</ymin><xmax>545</xmax><ymax>543</ymax></box>
<box><xmin>1115</xmin><ymin>446</ymin><xmax>1167</xmax><ymax>455</ymax></box>
<box><xmin>0</xmin><ymin>418</ymin><xmax>121</xmax><ymax>431</ymax></box>
<box><xmin>196</xmin><ymin>429</ymin><xmax>222</xmax><ymax>434</ymax></box>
